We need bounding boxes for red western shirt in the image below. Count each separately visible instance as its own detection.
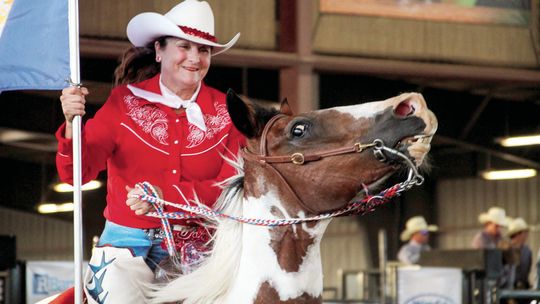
[56,74,245,228]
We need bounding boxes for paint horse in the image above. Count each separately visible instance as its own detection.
[149,90,438,304]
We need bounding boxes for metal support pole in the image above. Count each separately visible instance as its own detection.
[378,229,387,304]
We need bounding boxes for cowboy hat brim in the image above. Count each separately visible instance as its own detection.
[478,213,509,227]
[127,12,240,56]
[507,218,529,236]
[507,226,529,236]
[400,225,438,242]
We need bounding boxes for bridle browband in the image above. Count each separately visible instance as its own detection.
[240,114,391,215]
[241,114,379,166]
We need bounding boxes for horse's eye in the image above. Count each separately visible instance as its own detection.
[292,124,307,138]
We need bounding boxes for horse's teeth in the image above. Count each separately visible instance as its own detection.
[405,137,418,144]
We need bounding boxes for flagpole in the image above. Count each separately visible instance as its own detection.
[68,0,84,303]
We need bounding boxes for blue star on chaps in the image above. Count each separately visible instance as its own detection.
[87,251,116,303]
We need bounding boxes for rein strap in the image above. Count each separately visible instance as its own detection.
[244,114,377,165]
[241,142,376,165]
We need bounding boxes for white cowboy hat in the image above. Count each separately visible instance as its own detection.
[507,217,529,236]
[400,216,438,242]
[478,207,509,227]
[126,0,240,56]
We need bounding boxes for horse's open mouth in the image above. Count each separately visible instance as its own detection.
[353,133,434,199]
[392,133,434,166]
[400,134,433,145]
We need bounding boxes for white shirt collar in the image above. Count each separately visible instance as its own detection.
[159,75,201,107]
[126,78,207,131]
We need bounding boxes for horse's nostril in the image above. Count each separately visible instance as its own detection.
[394,100,415,117]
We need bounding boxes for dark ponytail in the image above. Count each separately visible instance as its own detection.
[114,37,169,86]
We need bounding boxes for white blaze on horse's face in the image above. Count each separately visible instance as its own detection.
[333,92,437,166]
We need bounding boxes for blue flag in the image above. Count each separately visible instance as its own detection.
[0,0,70,91]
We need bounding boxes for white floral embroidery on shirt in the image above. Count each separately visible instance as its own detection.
[186,103,231,148]
[124,95,169,145]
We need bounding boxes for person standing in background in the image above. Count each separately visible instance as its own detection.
[471,207,517,291]
[507,217,532,289]
[397,216,438,265]
[471,207,509,249]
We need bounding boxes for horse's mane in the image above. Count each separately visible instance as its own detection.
[148,160,245,304]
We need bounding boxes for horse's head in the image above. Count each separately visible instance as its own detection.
[227,90,437,215]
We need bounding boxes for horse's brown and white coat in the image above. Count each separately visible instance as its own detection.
[149,91,437,304]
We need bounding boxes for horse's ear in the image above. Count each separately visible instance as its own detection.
[279,98,294,116]
[227,89,279,139]
[226,89,256,138]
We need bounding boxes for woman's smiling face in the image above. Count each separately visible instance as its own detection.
[156,37,211,93]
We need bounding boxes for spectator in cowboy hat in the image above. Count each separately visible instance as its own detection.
[56,0,244,302]
[397,216,438,265]
[507,217,532,289]
[471,206,509,249]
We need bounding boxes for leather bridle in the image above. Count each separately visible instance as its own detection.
[240,114,385,215]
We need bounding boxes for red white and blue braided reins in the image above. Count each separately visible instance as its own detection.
[135,182,178,256]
